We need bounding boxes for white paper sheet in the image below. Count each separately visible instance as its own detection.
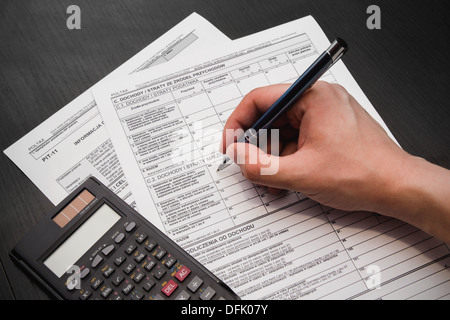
[4,13,231,209]
[93,15,450,300]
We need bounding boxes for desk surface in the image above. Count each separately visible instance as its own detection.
[1,0,449,299]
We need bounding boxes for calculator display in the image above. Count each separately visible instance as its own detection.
[44,204,120,277]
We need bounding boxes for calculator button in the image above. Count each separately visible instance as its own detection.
[130,289,145,300]
[115,232,125,244]
[90,277,103,290]
[91,254,103,268]
[187,276,203,292]
[101,265,115,278]
[134,251,146,263]
[125,243,137,255]
[144,240,157,252]
[100,285,113,299]
[162,280,178,297]
[200,286,216,300]
[144,259,156,271]
[78,289,92,300]
[114,255,126,266]
[112,274,124,286]
[164,255,177,268]
[175,290,191,300]
[80,268,90,279]
[125,221,136,232]
[135,232,147,244]
[132,271,145,283]
[121,282,134,295]
[142,279,156,291]
[175,266,191,282]
[123,263,135,275]
[101,244,115,256]
[154,247,166,260]
[152,266,166,280]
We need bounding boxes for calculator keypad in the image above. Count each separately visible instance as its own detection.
[71,220,230,300]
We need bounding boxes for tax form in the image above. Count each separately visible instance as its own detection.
[96,15,450,300]
[4,13,231,208]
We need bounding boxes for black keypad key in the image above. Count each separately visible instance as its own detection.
[123,263,135,275]
[165,255,177,268]
[90,277,103,290]
[144,259,156,272]
[114,255,126,266]
[134,251,146,263]
[154,246,166,260]
[121,282,134,295]
[112,274,124,286]
[142,279,156,292]
[135,232,147,244]
[125,243,136,255]
[102,265,115,278]
[153,266,166,280]
[144,240,157,252]
[130,289,144,300]
[100,285,113,299]
[78,289,92,300]
[132,270,145,283]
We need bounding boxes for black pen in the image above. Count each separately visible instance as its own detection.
[217,38,348,172]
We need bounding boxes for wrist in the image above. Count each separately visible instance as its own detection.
[368,150,416,217]
[377,154,425,216]
[376,153,450,242]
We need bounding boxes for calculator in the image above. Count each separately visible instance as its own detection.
[11,177,240,300]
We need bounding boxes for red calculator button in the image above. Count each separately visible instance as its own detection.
[175,266,191,282]
[162,280,178,297]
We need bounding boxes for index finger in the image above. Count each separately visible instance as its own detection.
[221,84,291,153]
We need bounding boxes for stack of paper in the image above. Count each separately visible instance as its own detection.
[5,13,450,300]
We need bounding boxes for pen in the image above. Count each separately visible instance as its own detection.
[217,38,348,172]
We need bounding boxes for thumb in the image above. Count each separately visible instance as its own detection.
[226,142,287,187]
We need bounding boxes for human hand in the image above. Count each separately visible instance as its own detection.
[220,81,411,214]
[221,81,450,243]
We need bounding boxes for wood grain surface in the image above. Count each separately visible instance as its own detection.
[0,0,449,299]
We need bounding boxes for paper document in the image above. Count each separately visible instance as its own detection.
[4,13,231,208]
[93,15,450,299]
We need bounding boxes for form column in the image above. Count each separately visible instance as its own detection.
[258,52,299,84]
[166,81,235,245]
[115,89,191,230]
[324,208,385,296]
[201,71,269,226]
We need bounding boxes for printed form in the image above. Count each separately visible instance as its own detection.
[4,13,231,208]
[93,15,450,300]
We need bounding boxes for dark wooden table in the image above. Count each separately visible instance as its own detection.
[1,0,449,300]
